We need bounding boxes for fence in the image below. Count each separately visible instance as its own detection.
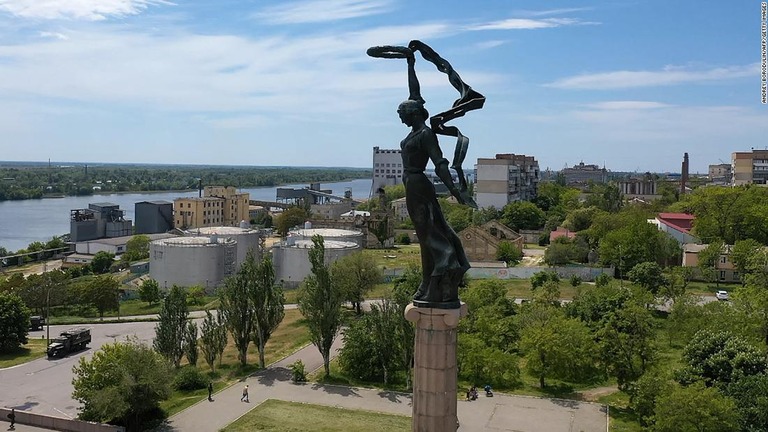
[468,265,613,282]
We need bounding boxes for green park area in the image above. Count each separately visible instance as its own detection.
[224,400,410,432]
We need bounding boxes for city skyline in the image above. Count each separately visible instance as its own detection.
[0,0,766,172]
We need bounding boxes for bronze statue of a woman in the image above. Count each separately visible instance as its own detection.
[368,41,485,309]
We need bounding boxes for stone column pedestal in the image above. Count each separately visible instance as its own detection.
[405,303,468,432]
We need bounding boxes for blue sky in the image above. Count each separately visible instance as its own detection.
[0,0,765,173]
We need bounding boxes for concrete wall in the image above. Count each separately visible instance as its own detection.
[468,265,613,281]
[0,408,124,432]
[519,230,545,244]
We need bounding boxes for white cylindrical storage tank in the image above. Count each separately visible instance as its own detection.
[288,228,365,248]
[184,226,262,269]
[273,239,359,288]
[149,236,237,290]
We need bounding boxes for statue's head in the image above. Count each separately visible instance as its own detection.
[397,99,429,126]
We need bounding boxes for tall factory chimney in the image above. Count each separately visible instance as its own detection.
[680,153,689,194]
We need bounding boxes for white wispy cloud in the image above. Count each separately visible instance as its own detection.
[0,23,474,117]
[39,31,68,40]
[255,0,393,24]
[0,0,172,20]
[585,101,672,110]
[475,40,506,50]
[548,64,760,89]
[468,17,598,31]
[522,7,593,17]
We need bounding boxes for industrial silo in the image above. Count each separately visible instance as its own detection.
[272,239,360,288]
[149,236,236,291]
[185,226,262,269]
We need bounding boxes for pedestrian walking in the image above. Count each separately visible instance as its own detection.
[241,384,249,403]
[7,408,15,430]
[208,382,213,401]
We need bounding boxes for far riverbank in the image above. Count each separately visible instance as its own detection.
[0,179,372,252]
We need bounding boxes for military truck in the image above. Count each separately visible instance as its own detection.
[29,316,45,331]
[47,328,91,358]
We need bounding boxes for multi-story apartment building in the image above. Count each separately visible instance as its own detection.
[732,149,768,185]
[174,186,250,229]
[474,154,539,209]
[371,146,403,195]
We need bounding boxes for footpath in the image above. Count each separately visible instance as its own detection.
[163,337,607,432]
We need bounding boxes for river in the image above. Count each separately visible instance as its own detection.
[0,178,372,252]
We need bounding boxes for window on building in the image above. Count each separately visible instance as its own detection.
[733,271,740,281]
[719,270,726,281]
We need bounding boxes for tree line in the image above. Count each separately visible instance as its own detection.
[0,163,370,201]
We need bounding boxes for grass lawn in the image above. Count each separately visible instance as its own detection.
[161,309,310,416]
[361,245,422,270]
[0,339,48,368]
[223,399,410,432]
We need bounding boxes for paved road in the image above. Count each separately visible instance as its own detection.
[0,319,202,420]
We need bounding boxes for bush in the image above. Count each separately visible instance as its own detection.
[290,360,307,383]
[569,275,583,287]
[173,366,208,391]
[395,233,411,245]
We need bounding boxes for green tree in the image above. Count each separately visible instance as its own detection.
[122,235,150,262]
[298,235,344,377]
[730,239,763,275]
[274,206,310,237]
[90,251,115,274]
[629,370,674,426]
[679,185,768,244]
[518,304,599,388]
[500,201,546,231]
[391,265,419,389]
[72,337,173,431]
[544,239,574,266]
[0,292,31,353]
[80,275,119,318]
[698,240,724,287]
[599,217,678,276]
[585,182,623,213]
[472,207,500,226]
[652,382,740,432]
[530,271,559,289]
[153,285,189,368]
[627,262,668,294]
[183,321,198,367]
[331,252,382,315]
[187,285,205,305]
[218,258,257,366]
[138,279,161,306]
[676,329,766,386]
[338,314,381,382]
[199,310,227,372]
[250,254,285,368]
[495,241,522,265]
[338,299,402,385]
[597,302,657,389]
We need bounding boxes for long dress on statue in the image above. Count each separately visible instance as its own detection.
[401,123,469,306]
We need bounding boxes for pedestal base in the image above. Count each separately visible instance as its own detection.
[405,304,467,432]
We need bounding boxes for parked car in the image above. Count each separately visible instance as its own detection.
[716,290,730,301]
